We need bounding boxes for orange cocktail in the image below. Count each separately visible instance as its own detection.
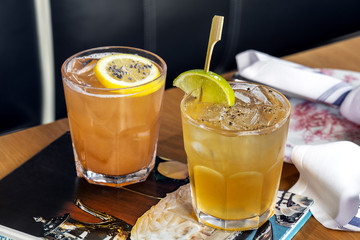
[62,47,166,187]
[181,82,290,230]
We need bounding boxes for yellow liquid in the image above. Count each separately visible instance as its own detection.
[63,56,165,180]
[181,86,290,225]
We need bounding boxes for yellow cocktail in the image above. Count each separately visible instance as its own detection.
[181,82,290,230]
[62,47,166,187]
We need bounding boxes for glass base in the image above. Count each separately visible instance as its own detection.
[195,206,274,231]
[74,154,155,188]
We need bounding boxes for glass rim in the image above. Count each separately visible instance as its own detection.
[61,46,167,92]
[180,81,291,136]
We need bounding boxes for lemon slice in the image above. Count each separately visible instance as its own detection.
[94,53,162,95]
[173,69,235,106]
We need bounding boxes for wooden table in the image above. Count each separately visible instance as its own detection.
[2,36,360,239]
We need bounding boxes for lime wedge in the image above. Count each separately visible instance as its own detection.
[173,69,235,106]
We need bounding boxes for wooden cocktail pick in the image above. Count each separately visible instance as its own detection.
[204,15,224,72]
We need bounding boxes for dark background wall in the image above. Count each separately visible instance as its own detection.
[0,0,41,134]
[1,0,360,134]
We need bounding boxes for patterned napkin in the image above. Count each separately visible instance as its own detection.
[283,69,360,162]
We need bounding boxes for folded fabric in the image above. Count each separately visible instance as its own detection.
[235,50,360,125]
[289,141,360,231]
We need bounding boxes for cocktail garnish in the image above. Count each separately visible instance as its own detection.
[173,69,235,106]
[173,16,235,106]
[94,53,161,95]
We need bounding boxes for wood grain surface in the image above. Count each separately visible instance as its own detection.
[2,36,360,239]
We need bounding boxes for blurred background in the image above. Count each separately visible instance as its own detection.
[1,0,360,135]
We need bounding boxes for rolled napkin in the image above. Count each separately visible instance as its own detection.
[340,85,360,125]
[289,141,360,231]
[235,50,360,125]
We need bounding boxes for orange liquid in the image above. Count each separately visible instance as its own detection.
[63,57,165,177]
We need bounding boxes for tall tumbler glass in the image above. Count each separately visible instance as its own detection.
[180,82,291,230]
[62,47,166,187]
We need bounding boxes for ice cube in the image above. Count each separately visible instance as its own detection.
[234,90,251,104]
[258,105,287,127]
[252,86,274,106]
[220,103,260,130]
[77,60,97,76]
[66,58,102,87]
[194,103,225,123]
[224,85,288,130]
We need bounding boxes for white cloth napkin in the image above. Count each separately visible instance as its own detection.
[235,50,360,125]
[289,141,360,231]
